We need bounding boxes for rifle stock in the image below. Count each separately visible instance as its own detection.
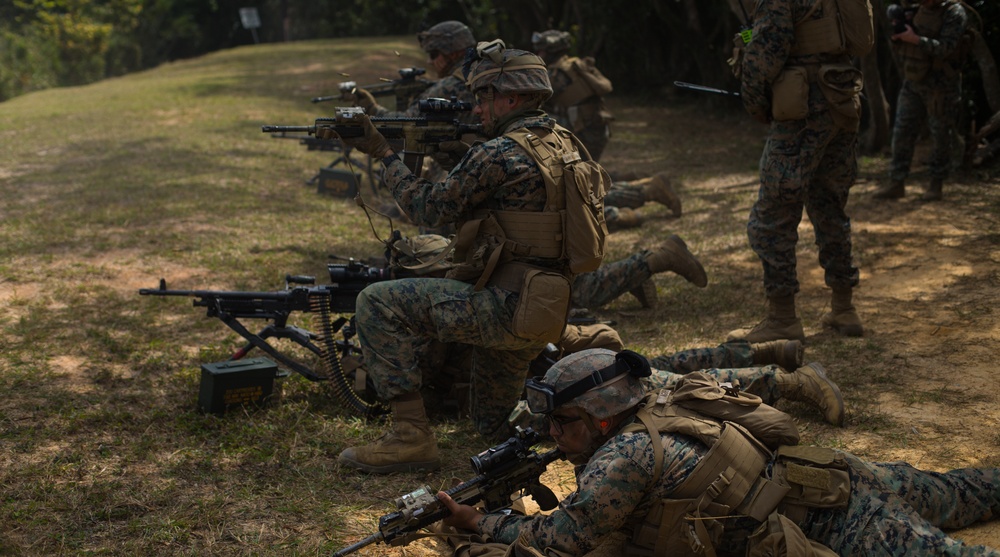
[333,427,563,557]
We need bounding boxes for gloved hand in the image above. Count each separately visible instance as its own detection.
[430,140,472,171]
[353,88,380,115]
[331,113,392,159]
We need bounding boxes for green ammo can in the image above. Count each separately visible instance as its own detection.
[198,357,281,414]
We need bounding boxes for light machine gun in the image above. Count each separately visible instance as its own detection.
[139,259,391,416]
[311,67,433,110]
[262,98,482,175]
[334,427,563,557]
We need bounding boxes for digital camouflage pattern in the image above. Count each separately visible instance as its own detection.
[416,21,475,55]
[889,2,968,183]
[740,0,860,299]
[489,411,1000,555]
[508,342,784,435]
[356,113,561,441]
[538,349,646,420]
[570,250,651,309]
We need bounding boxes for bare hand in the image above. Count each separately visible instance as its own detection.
[438,491,484,532]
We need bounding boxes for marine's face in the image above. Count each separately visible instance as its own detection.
[548,408,594,455]
[472,88,518,134]
[427,49,451,78]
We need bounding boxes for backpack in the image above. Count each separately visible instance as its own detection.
[504,126,610,275]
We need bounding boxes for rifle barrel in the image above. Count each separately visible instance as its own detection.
[262,125,314,134]
[331,531,384,557]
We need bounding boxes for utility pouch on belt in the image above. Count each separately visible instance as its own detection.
[511,269,571,343]
[771,67,809,121]
[747,512,839,557]
[817,63,864,131]
[774,445,851,513]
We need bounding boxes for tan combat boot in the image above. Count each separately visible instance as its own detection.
[872,179,905,200]
[606,207,644,232]
[645,235,707,287]
[727,295,805,343]
[776,363,845,426]
[641,172,682,217]
[338,396,441,474]
[820,287,863,337]
[628,279,658,308]
[751,339,804,371]
[919,178,943,202]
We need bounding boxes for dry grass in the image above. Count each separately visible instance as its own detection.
[2,36,1000,556]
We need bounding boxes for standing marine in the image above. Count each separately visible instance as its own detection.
[873,0,969,201]
[728,0,872,343]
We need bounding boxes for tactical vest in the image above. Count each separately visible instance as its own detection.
[770,0,868,127]
[790,0,874,58]
[895,0,966,82]
[445,124,608,342]
[620,373,849,557]
[549,55,613,109]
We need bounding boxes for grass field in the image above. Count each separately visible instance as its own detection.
[2,36,1000,555]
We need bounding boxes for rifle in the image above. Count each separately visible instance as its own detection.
[674,81,741,98]
[262,98,482,174]
[312,67,433,111]
[139,259,392,415]
[334,427,563,557]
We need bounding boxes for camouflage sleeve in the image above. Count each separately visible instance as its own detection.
[382,137,537,229]
[478,433,704,554]
[919,4,968,59]
[740,0,796,122]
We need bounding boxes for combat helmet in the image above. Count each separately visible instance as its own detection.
[525,348,650,420]
[463,39,553,101]
[417,21,476,55]
[532,30,572,54]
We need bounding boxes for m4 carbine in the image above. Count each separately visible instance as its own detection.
[311,67,433,110]
[139,259,391,415]
[262,98,482,174]
[334,427,563,557]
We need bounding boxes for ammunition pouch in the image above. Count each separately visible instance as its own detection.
[773,445,851,519]
[747,512,840,557]
[817,63,864,130]
[489,263,570,343]
[771,66,810,121]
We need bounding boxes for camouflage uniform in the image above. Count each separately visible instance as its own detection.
[570,250,652,309]
[888,1,968,187]
[741,0,861,300]
[508,342,785,433]
[358,113,564,441]
[476,431,1000,555]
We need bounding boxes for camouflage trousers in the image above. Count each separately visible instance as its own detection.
[355,278,545,442]
[603,183,647,232]
[645,340,784,404]
[890,77,963,182]
[802,454,1000,556]
[748,93,860,298]
[509,342,784,431]
[571,252,651,308]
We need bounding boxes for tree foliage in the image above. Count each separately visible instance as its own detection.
[2,0,999,148]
